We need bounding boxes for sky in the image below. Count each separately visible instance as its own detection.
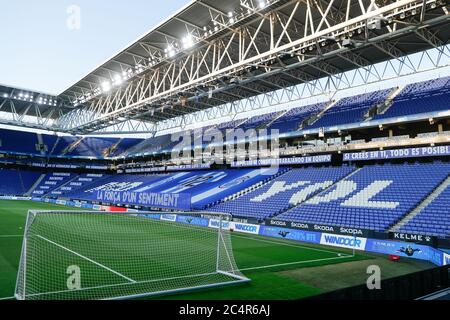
[0,0,189,95]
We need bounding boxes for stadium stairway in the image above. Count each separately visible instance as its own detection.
[48,174,82,197]
[61,138,84,156]
[125,134,174,156]
[275,163,450,232]
[306,100,338,127]
[31,173,75,197]
[272,167,363,218]
[376,86,404,116]
[209,166,356,220]
[47,136,61,156]
[17,170,26,194]
[225,118,250,131]
[0,169,41,196]
[103,139,122,157]
[389,175,450,233]
[264,110,289,129]
[204,167,292,209]
[54,173,111,198]
[25,173,47,196]
[363,87,399,121]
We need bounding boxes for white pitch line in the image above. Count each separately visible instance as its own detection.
[231,233,350,256]
[419,288,450,300]
[22,271,227,299]
[147,217,349,256]
[0,296,15,300]
[240,255,352,272]
[36,235,136,283]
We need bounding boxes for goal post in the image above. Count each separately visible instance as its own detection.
[15,210,249,300]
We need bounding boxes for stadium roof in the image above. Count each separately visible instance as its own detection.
[59,0,242,99]
[1,0,450,133]
[61,0,450,100]
[0,84,74,125]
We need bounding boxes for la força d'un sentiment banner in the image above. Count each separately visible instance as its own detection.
[95,190,191,210]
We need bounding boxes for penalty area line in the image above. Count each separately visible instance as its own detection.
[240,255,353,272]
[35,235,136,283]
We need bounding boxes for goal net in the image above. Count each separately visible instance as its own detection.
[15,210,248,300]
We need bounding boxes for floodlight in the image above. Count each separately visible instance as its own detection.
[101,81,111,92]
[182,35,194,49]
[167,46,176,58]
[114,74,123,85]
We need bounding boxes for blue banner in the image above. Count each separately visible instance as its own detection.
[365,239,443,265]
[125,163,211,173]
[343,146,450,162]
[137,213,161,221]
[95,190,192,210]
[231,155,332,168]
[176,215,210,227]
[259,225,321,244]
[320,233,367,251]
[167,163,212,171]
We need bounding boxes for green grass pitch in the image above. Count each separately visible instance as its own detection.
[0,200,368,300]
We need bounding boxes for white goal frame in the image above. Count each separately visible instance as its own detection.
[15,210,249,300]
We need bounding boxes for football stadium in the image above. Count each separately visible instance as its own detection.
[1,0,450,305]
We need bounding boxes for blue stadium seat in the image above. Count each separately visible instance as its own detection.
[277,162,450,232]
[209,166,355,220]
[32,172,76,196]
[373,76,450,120]
[0,129,39,154]
[399,183,450,238]
[307,89,391,129]
[0,169,41,195]
[266,103,326,134]
[63,169,276,209]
